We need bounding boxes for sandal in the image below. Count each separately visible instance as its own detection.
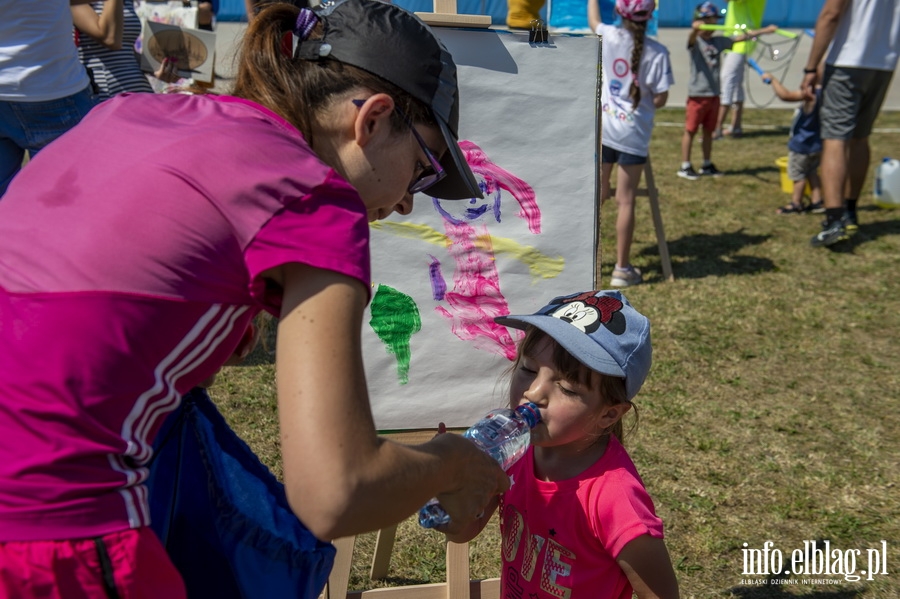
[806,200,825,213]
[777,202,805,215]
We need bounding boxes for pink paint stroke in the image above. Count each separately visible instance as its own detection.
[459,140,541,234]
[435,221,522,361]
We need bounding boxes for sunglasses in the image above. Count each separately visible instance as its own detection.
[352,99,446,194]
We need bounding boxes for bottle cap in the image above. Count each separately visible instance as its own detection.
[514,402,542,428]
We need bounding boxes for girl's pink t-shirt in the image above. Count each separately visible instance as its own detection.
[0,93,370,541]
[500,436,664,599]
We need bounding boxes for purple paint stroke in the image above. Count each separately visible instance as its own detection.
[428,254,446,301]
[435,220,522,361]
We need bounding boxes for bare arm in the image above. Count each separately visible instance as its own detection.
[652,90,668,109]
[803,0,850,98]
[763,73,803,102]
[271,262,510,540]
[587,0,601,35]
[71,0,124,50]
[735,23,778,43]
[687,20,702,49]
[444,495,500,544]
[618,535,680,599]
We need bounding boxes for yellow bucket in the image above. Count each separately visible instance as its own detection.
[775,156,812,195]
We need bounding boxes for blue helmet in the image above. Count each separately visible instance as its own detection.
[694,1,721,19]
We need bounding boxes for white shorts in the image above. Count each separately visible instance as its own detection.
[720,51,746,105]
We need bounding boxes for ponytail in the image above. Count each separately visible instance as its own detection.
[622,18,647,109]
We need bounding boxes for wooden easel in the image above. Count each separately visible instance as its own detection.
[317,431,497,599]
[597,155,674,285]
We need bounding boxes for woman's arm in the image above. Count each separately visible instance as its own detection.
[444,495,500,544]
[270,262,510,541]
[618,534,680,599]
[71,0,124,50]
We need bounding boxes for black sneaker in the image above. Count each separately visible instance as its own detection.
[677,166,700,180]
[841,211,859,233]
[699,163,724,177]
[810,219,849,247]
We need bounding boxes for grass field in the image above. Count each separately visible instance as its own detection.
[210,107,900,598]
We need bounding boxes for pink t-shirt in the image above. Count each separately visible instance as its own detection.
[499,436,664,599]
[0,93,370,541]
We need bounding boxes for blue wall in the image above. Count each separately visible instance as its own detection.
[217,0,825,29]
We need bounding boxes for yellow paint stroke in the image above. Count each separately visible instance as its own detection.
[371,221,451,248]
[481,235,564,282]
[371,221,564,282]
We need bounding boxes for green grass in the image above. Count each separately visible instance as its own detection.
[211,107,900,598]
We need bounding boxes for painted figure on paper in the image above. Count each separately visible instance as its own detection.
[370,140,563,380]
[430,140,542,361]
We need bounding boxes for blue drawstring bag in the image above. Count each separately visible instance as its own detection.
[147,388,336,599]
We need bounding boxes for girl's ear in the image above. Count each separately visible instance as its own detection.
[597,401,632,429]
[353,93,395,148]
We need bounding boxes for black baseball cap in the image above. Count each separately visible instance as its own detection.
[296,0,482,200]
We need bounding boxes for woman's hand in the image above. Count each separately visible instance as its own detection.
[425,432,509,537]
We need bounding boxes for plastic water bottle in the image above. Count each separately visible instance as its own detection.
[417,402,542,529]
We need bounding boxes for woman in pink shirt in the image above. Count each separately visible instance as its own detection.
[0,1,508,596]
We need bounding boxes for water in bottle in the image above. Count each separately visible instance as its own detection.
[418,402,542,529]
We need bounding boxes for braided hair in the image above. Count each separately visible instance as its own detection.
[622,17,648,109]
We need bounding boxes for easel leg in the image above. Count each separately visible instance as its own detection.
[322,536,357,599]
[644,156,674,282]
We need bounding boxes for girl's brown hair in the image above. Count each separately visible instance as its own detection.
[230,3,435,146]
[512,327,637,443]
[622,17,648,109]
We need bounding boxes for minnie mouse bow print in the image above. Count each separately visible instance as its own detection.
[547,290,627,335]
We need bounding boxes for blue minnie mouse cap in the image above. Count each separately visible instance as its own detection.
[495,290,652,401]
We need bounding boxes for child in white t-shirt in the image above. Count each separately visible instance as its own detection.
[589,0,673,288]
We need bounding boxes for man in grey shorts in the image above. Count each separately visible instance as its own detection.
[803,0,900,247]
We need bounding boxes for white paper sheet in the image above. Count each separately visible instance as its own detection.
[363,29,600,430]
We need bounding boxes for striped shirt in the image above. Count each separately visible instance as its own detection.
[75,0,153,100]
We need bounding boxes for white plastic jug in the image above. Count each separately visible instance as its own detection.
[874,157,900,209]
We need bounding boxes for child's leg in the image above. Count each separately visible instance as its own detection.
[680,129,695,164]
[807,168,822,205]
[780,151,809,213]
[701,97,719,163]
[600,159,614,206]
[681,98,702,165]
[731,100,744,134]
[614,162,643,269]
[701,127,713,162]
[715,103,729,137]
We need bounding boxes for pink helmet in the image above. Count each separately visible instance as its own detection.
[615,0,657,22]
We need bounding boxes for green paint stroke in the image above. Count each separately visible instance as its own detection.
[369,285,422,384]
